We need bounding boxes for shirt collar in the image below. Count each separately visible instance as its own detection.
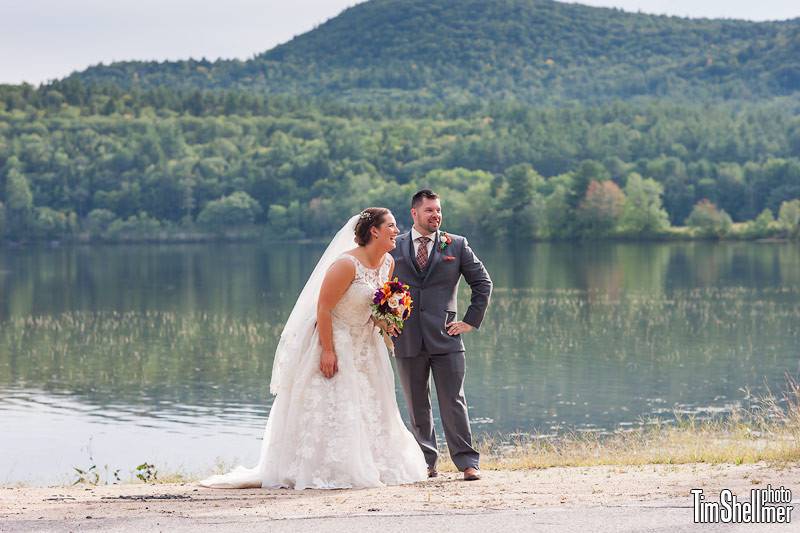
[411,226,436,242]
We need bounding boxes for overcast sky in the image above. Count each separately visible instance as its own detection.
[2,0,799,85]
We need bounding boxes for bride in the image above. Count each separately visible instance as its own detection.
[199,208,428,489]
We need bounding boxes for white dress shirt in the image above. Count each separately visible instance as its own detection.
[411,227,436,259]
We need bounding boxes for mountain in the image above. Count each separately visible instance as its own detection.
[68,0,800,102]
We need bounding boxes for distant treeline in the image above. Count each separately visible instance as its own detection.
[1,83,800,242]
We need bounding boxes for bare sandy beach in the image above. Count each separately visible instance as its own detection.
[2,462,798,532]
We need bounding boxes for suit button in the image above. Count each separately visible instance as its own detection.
[420,307,425,311]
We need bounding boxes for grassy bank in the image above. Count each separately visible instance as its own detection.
[443,378,800,472]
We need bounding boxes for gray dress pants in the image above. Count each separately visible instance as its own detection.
[394,351,479,471]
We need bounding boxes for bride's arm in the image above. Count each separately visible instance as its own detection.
[316,259,355,378]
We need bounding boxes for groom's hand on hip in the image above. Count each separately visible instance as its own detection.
[446,321,474,336]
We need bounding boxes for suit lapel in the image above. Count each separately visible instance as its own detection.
[422,231,443,285]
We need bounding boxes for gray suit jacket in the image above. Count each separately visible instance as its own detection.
[389,231,492,357]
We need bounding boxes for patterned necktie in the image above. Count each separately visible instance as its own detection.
[416,236,431,270]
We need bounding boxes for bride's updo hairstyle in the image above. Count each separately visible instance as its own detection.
[354,207,390,246]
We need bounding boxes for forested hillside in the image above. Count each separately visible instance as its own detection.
[70,0,800,102]
[2,83,800,241]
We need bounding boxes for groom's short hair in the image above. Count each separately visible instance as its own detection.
[412,189,439,208]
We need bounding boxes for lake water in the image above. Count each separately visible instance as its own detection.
[1,241,798,484]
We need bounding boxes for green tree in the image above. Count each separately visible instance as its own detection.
[197,191,263,231]
[267,200,304,239]
[422,168,494,193]
[85,208,117,237]
[446,180,495,237]
[493,164,546,240]
[5,166,34,239]
[569,160,610,210]
[104,212,162,241]
[179,178,196,225]
[619,173,670,236]
[543,185,573,239]
[743,208,776,239]
[778,199,800,239]
[32,207,77,239]
[650,157,693,224]
[685,200,733,238]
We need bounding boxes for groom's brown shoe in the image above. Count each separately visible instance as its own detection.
[463,467,481,481]
[427,466,438,478]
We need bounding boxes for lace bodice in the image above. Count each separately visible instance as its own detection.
[332,253,392,326]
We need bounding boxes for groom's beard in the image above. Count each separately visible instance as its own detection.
[421,219,440,233]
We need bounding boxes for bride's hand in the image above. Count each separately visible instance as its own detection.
[320,350,338,378]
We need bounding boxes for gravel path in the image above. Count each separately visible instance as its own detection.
[2,463,798,532]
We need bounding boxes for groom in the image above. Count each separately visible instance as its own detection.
[390,189,492,481]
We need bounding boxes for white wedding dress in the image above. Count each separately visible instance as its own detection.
[199,252,428,489]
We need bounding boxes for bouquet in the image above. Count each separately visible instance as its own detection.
[371,278,413,351]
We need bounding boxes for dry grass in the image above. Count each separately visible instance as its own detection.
[437,377,800,472]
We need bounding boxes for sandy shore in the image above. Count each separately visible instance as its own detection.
[2,463,799,531]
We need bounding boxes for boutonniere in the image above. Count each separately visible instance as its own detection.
[438,231,452,252]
